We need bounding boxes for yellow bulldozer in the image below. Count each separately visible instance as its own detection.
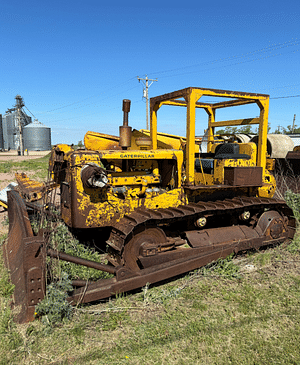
[3,87,295,323]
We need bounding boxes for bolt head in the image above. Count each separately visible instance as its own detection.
[196,217,207,227]
[241,211,251,221]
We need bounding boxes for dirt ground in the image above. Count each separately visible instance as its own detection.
[0,150,50,161]
[0,151,50,235]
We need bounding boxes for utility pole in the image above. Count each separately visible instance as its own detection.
[15,95,24,156]
[137,75,158,130]
[292,114,296,133]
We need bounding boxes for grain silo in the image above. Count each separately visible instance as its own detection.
[2,96,32,151]
[23,119,51,151]
[2,112,17,150]
[0,114,3,150]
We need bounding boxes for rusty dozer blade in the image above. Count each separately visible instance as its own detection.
[15,173,46,202]
[2,190,295,323]
[2,190,46,323]
[15,172,57,202]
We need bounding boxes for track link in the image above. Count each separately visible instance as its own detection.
[106,197,294,266]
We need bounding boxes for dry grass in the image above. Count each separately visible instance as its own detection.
[0,242,300,364]
[0,156,300,364]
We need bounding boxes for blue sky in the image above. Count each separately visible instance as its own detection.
[0,0,299,144]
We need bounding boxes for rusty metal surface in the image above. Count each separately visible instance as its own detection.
[68,234,283,306]
[150,87,270,110]
[119,99,132,148]
[47,249,116,274]
[107,196,292,254]
[69,200,293,305]
[3,191,295,323]
[4,90,296,323]
[286,151,300,160]
[224,167,263,186]
[80,163,108,188]
[15,172,46,202]
[2,190,46,323]
[186,225,260,248]
[122,227,168,271]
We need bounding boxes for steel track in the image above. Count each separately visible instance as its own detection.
[106,196,294,255]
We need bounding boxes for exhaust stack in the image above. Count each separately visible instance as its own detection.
[119,99,132,149]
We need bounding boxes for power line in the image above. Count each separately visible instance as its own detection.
[152,48,299,81]
[39,76,137,114]
[148,38,299,78]
[271,95,300,100]
[23,105,36,119]
[20,39,299,121]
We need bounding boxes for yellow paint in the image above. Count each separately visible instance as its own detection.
[140,129,184,149]
[109,174,161,187]
[294,145,300,152]
[54,144,73,154]
[91,189,183,227]
[0,201,8,210]
[139,129,201,151]
[84,131,120,150]
[266,158,275,171]
[194,172,214,185]
[150,87,272,187]
[53,87,276,229]
[257,171,276,198]
[62,150,185,228]
[15,173,45,202]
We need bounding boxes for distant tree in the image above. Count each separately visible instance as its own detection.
[216,126,238,135]
[273,125,300,134]
[216,126,254,135]
[283,125,300,134]
[238,125,253,134]
[77,140,83,148]
[216,123,272,135]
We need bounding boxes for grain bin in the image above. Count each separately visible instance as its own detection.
[23,119,51,151]
[0,114,3,150]
[2,113,17,150]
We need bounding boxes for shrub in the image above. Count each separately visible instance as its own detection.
[285,190,300,222]
[35,272,73,326]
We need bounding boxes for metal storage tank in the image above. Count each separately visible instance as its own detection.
[23,119,51,151]
[0,114,3,150]
[2,111,32,150]
[2,113,17,150]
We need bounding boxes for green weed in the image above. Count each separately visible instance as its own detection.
[142,282,183,305]
[0,234,7,246]
[285,190,300,222]
[288,232,300,253]
[200,253,241,279]
[253,251,272,267]
[0,245,300,364]
[0,162,13,173]
[35,272,73,326]
[285,191,300,253]
[0,247,14,298]
[0,254,23,363]
[48,223,112,281]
